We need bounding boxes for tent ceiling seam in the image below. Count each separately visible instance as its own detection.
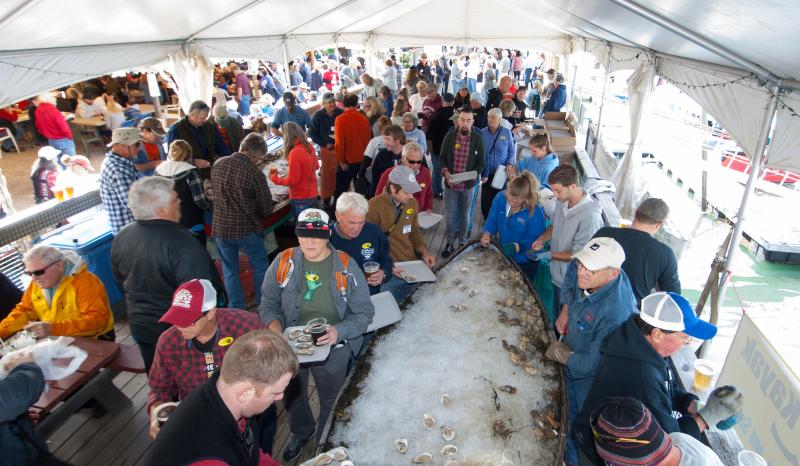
[0,0,39,30]
[185,0,266,42]
[534,0,642,48]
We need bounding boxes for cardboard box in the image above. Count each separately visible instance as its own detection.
[543,111,576,152]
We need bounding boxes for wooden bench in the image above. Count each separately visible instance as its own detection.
[671,346,744,466]
[29,338,136,436]
[108,343,146,373]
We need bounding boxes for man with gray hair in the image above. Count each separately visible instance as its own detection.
[100,127,141,233]
[329,192,394,297]
[211,133,273,311]
[111,176,223,373]
[374,141,433,213]
[0,244,114,341]
[166,100,231,170]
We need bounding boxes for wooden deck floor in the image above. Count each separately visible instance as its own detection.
[47,193,485,465]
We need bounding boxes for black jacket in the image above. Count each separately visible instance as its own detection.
[111,219,223,344]
[0,364,47,466]
[573,316,701,463]
[486,87,504,111]
[428,106,455,157]
[439,128,485,190]
[144,370,263,466]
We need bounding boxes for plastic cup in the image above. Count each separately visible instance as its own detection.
[53,188,65,202]
[154,402,179,427]
[693,359,717,391]
[65,186,74,199]
[738,450,767,466]
[306,317,328,345]
[363,261,380,279]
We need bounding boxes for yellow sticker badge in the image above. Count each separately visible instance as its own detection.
[361,242,372,249]
[419,183,426,188]
[218,336,234,347]
[454,143,461,149]
[406,208,414,215]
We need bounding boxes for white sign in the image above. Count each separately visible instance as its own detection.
[718,313,800,466]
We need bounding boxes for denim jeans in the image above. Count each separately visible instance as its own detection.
[291,197,319,221]
[431,156,443,195]
[215,232,269,309]
[238,95,251,115]
[524,68,534,87]
[451,78,464,94]
[381,275,415,303]
[48,138,76,156]
[467,78,477,94]
[466,180,481,235]
[444,186,470,244]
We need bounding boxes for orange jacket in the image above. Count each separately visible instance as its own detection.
[269,144,319,200]
[0,259,114,339]
[334,108,372,165]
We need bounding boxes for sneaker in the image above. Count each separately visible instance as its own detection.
[441,242,455,259]
[282,434,312,462]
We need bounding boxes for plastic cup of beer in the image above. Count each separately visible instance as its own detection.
[65,185,74,199]
[738,450,768,466]
[53,188,65,202]
[306,317,328,345]
[363,261,380,279]
[693,359,717,391]
[154,402,179,427]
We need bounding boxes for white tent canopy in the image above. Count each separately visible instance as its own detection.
[1,0,799,172]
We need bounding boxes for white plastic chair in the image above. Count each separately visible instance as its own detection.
[0,127,20,159]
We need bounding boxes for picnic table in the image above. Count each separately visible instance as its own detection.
[29,338,143,437]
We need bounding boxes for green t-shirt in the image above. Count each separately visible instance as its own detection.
[297,254,341,327]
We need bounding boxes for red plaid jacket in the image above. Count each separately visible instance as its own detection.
[148,308,265,413]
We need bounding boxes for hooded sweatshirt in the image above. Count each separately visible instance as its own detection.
[549,189,604,288]
[573,315,702,463]
[155,160,209,229]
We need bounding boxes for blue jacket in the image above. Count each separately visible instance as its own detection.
[0,364,47,465]
[543,84,567,113]
[482,191,546,264]
[516,152,559,186]
[561,261,636,383]
[479,126,515,178]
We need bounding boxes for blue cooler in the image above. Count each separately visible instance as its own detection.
[41,215,125,308]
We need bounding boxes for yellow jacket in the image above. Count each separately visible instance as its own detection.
[0,257,114,339]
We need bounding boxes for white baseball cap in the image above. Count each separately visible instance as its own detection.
[640,292,717,340]
[572,237,625,271]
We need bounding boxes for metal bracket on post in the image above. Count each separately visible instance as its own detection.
[591,42,613,158]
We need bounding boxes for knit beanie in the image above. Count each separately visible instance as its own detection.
[591,397,673,466]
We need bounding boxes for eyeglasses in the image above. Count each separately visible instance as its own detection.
[24,261,59,277]
[406,159,423,165]
[577,261,611,276]
[661,330,692,344]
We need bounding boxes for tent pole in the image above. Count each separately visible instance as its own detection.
[701,110,711,211]
[608,0,780,85]
[591,43,612,158]
[282,38,291,88]
[715,84,781,309]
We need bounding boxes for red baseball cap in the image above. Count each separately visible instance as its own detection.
[159,279,218,327]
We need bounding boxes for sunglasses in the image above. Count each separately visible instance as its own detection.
[24,261,59,277]
[406,159,423,165]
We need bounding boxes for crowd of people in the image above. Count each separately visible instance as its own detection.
[0,46,743,466]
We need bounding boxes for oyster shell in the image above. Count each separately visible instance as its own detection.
[295,347,315,355]
[498,385,517,394]
[445,459,459,466]
[458,283,468,291]
[468,289,476,297]
[333,448,348,461]
[295,341,313,350]
[287,328,304,340]
[412,452,433,463]
[312,453,334,466]
[395,438,408,454]
[296,334,312,343]
[441,392,453,406]
[340,462,355,466]
[441,424,455,441]
[440,444,458,456]
[459,266,469,273]
[423,412,436,429]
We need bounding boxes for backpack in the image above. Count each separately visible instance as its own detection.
[274,247,352,300]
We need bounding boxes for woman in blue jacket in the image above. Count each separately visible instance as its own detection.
[480,171,546,281]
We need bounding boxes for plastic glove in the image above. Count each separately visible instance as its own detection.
[501,243,519,258]
[698,385,743,429]
[532,250,551,261]
[545,340,572,365]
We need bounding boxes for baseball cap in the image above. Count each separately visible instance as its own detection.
[572,237,625,271]
[159,279,218,327]
[640,291,717,340]
[442,92,455,103]
[282,91,296,105]
[636,198,669,223]
[107,127,141,147]
[388,165,421,194]
[295,208,331,239]
[321,92,335,103]
[591,397,673,466]
[138,117,166,136]
[38,146,61,161]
